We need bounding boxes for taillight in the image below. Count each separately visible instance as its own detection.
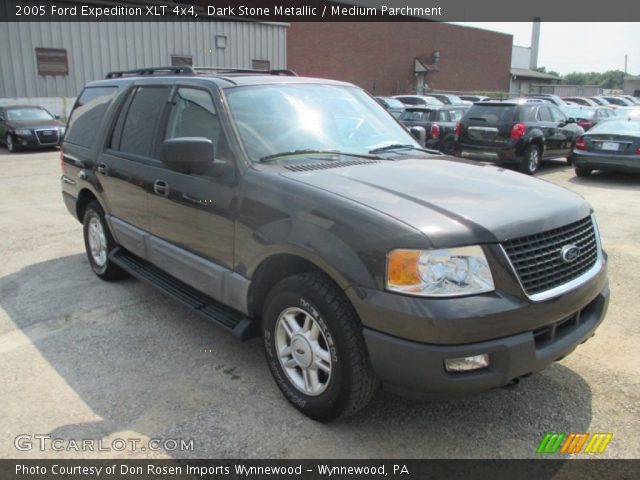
[510,123,527,140]
[635,147,640,155]
[575,137,587,151]
[454,122,461,138]
[431,123,440,139]
[577,120,594,130]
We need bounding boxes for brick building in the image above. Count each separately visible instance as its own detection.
[287,22,512,96]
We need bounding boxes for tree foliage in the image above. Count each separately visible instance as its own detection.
[560,70,626,89]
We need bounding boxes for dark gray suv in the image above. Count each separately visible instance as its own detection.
[61,67,609,421]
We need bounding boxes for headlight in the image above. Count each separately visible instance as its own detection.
[386,246,494,297]
[59,127,66,136]
[14,129,32,136]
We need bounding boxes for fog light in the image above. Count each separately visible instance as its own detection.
[445,354,489,372]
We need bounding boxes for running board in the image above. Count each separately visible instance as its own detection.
[109,248,257,340]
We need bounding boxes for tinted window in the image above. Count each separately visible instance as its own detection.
[66,86,118,148]
[465,105,515,123]
[518,106,538,122]
[164,88,232,161]
[114,87,168,157]
[436,110,449,122]
[549,107,566,123]
[537,106,552,122]
[397,97,420,105]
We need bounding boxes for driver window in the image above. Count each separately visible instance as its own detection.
[165,88,233,162]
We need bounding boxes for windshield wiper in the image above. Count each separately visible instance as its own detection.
[368,144,441,155]
[259,149,380,163]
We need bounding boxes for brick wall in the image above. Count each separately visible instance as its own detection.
[287,22,512,95]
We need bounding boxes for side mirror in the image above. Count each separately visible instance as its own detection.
[409,126,426,147]
[566,117,576,124]
[54,114,61,120]
[161,137,214,174]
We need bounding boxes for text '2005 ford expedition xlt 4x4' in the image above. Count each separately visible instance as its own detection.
[61,67,609,421]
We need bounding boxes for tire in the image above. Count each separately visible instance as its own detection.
[574,166,592,177]
[82,201,127,281]
[262,272,378,421]
[520,144,541,175]
[440,138,456,156]
[6,134,15,153]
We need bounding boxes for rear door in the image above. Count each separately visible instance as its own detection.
[98,85,171,237]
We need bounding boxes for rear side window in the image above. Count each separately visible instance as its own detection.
[110,86,169,158]
[65,86,117,148]
[537,107,552,122]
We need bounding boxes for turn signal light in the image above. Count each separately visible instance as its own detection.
[387,250,421,287]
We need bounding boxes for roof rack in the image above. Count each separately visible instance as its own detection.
[193,67,298,76]
[105,66,196,79]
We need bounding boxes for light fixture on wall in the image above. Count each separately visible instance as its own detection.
[433,51,441,64]
[215,35,227,49]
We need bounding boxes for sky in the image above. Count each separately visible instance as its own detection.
[453,22,639,75]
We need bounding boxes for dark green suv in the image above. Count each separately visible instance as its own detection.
[455,99,585,174]
[61,67,609,421]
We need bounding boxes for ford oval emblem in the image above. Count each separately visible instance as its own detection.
[560,245,580,263]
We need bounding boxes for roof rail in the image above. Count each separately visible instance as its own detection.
[193,67,298,77]
[105,66,196,79]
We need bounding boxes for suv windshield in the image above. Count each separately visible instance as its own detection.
[226,84,419,162]
[7,107,54,122]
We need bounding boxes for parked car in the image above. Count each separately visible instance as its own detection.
[570,119,640,176]
[61,67,609,420]
[455,99,584,174]
[374,96,406,118]
[562,97,599,107]
[620,95,640,106]
[459,95,490,103]
[398,105,470,154]
[613,107,640,120]
[523,93,567,107]
[601,96,634,107]
[422,93,470,106]
[393,95,444,106]
[0,105,65,152]
[590,96,612,106]
[561,106,616,131]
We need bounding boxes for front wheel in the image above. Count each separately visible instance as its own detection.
[6,134,15,153]
[520,144,541,175]
[262,273,377,421]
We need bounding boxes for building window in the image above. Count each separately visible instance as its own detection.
[252,60,270,71]
[35,48,68,76]
[215,35,227,49]
[171,55,193,67]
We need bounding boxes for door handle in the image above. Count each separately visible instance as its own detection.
[96,163,109,176]
[153,179,170,197]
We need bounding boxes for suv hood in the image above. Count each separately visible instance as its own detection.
[280,158,591,247]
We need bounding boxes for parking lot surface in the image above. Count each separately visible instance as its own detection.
[0,148,638,459]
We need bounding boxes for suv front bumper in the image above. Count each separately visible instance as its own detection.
[363,286,608,398]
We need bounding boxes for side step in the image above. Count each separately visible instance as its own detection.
[109,248,257,340]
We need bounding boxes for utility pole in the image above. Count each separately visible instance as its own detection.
[624,55,628,74]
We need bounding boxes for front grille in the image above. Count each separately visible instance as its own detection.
[502,216,598,296]
[35,129,59,145]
